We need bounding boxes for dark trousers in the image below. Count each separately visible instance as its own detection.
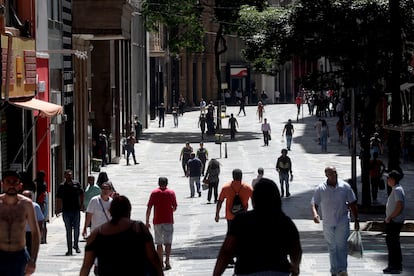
[263,131,269,146]
[385,221,403,270]
[63,210,81,252]
[207,181,218,202]
[126,148,137,165]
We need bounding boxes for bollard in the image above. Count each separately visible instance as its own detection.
[225,143,228,158]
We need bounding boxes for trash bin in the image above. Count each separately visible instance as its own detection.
[92,158,102,172]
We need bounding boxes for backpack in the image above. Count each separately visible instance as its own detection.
[231,185,244,215]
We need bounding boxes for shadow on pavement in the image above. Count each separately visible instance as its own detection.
[141,131,261,144]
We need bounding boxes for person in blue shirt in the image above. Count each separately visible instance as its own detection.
[311,166,359,276]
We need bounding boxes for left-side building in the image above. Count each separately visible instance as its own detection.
[0,0,63,201]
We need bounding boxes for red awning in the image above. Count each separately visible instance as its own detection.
[9,98,63,118]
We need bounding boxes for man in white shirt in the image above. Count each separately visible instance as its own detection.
[261,118,271,146]
[82,181,113,237]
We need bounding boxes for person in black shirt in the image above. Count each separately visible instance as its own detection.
[56,169,84,256]
[213,178,302,276]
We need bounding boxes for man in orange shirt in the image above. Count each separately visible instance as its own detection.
[215,169,253,232]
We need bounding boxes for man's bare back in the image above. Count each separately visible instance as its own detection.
[0,193,33,251]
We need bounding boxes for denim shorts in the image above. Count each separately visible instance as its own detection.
[0,248,30,276]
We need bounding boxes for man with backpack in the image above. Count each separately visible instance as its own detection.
[215,169,253,232]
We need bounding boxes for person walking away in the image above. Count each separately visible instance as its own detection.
[199,114,207,140]
[369,152,385,204]
[158,103,166,127]
[22,190,44,262]
[215,169,253,232]
[344,120,352,151]
[228,113,239,140]
[196,142,209,176]
[311,166,359,276]
[295,94,302,121]
[125,131,138,165]
[172,106,178,127]
[199,98,207,115]
[276,149,293,197]
[213,178,302,276]
[80,195,164,276]
[146,177,177,271]
[383,170,405,274]
[251,167,264,188]
[261,118,271,146]
[237,99,246,116]
[320,119,329,152]
[336,117,344,144]
[179,142,193,176]
[186,152,203,197]
[282,119,294,150]
[256,101,264,122]
[314,118,322,144]
[370,132,383,157]
[56,169,84,256]
[204,159,221,203]
[0,171,40,276]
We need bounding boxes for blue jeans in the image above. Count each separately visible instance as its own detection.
[189,176,201,197]
[321,134,328,152]
[285,135,292,150]
[323,223,350,274]
[278,171,290,196]
[63,210,81,252]
[0,249,29,276]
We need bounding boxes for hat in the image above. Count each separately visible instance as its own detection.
[386,170,403,182]
[2,170,20,180]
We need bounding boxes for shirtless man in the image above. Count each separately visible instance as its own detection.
[0,170,40,275]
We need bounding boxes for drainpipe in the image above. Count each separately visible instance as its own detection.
[4,31,13,101]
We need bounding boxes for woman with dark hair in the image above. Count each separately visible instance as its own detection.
[80,195,164,276]
[213,178,302,276]
[96,172,109,188]
[204,158,221,203]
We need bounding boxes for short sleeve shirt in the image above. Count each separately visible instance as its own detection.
[219,181,253,220]
[26,202,45,232]
[56,181,84,211]
[87,195,113,230]
[386,184,405,223]
[311,179,356,226]
[147,187,177,224]
[284,123,293,136]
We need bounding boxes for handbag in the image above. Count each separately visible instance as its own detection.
[268,134,272,140]
[202,178,209,190]
[347,230,363,258]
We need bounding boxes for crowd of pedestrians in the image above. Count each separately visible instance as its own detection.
[0,96,409,276]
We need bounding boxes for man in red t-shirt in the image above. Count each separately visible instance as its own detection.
[146,177,177,270]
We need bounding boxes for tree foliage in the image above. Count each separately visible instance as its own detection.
[142,0,205,54]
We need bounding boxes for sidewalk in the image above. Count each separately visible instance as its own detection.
[34,104,414,275]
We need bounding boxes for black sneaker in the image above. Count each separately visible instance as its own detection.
[383,267,402,274]
[65,251,73,256]
[73,247,81,254]
[198,192,201,197]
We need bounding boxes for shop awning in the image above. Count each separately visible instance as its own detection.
[9,98,63,118]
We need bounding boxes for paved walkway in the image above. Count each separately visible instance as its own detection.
[34,104,414,275]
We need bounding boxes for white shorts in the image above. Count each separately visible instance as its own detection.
[154,223,174,245]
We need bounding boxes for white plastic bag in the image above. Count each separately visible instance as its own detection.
[347,230,363,258]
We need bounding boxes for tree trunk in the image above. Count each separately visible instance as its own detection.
[388,0,402,172]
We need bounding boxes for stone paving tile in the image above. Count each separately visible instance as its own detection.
[33,104,414,275]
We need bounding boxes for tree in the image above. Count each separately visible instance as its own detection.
[142,0,205,54]
[238,0,414,207]
[211,0,267,98]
